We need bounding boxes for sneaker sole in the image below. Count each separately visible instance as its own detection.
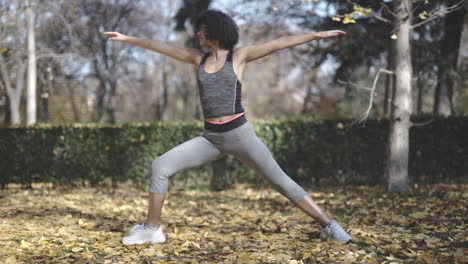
[122,238,166,245]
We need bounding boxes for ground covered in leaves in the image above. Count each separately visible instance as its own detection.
[0,183,466,264]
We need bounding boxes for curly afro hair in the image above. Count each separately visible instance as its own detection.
[193,9,239,50]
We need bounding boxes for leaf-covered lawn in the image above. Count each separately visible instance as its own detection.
[0,183,466,264]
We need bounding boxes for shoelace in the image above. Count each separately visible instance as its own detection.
[321,222,339,240]
[328,224,338,239]
[143,222,159,230]
[130,223,144,233]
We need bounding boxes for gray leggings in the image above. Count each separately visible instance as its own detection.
[148,121,307,204]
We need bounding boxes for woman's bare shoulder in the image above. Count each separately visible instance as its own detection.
[233,46,253,64]
[191,49,208,66]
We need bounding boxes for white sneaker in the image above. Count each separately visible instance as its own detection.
[321,220,352,244]
[128,223,144,235]
[122,222,166,245]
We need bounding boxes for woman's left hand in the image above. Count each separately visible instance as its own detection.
[314,30,346,40]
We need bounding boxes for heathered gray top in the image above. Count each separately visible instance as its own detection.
[197,49,244,119]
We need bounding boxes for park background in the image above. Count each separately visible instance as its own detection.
[0,0,467,263]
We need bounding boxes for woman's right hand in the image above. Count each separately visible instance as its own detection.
[313,30,346,40]
[102,32,128,42]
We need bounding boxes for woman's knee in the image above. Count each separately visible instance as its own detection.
[149,158,171,194]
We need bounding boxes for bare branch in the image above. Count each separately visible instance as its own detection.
[36,52,77,60]
[341,69,394,127]
[33,3,78,51]
[343,0,392,24]
[413,70,424,82]
[337,79,372,91]
[401,0,412,17]
[381,2,397,18]
[411,119,434,127]
[411,0,465,29]
[370,11,393,24]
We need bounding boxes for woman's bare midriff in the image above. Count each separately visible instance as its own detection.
[205,112,244,123]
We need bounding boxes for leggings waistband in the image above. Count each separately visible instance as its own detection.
[204,114,247,132]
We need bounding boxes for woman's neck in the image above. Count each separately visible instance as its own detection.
[210,45,229,60]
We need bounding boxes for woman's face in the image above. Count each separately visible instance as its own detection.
[197,25,216,47]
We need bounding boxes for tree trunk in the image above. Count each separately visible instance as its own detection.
[386,0,413,193]
[45,75,51,122]
[9,93,21,125]
[26,0,37,125]
[416,72,424,113]
[210,156,231,191]
[1,55,26,125]
[66,83,80,122]
[155,68,168,121]
[384,40,394,116]
[158,70,168,120]
[97,81,106,123]
[41,94,50,122]
[433,1,465,116]
[0,78,9,124]
[106,81,117,124]
[302,85,313,115]
[3,86,11,125]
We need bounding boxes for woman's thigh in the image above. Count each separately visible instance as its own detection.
[224,123,284,184]
[225,123,307,203]
[152,135,222,175]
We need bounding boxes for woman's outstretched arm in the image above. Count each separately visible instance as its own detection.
[239,30,346,63]
[102,32,203,65]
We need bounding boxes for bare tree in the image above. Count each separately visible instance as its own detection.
[53,0,148,124]
[433,0,466,115]
[0,1,27,125]
[386,0,464,192]
[335,0,464,192]
[0,0,78,125]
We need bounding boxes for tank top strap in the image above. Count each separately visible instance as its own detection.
[200,52,210,66]
[227,49,233,62]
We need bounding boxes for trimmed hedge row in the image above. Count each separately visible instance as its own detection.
[0,115,466,189]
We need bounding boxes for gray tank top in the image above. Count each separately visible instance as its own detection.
[197,49,245,119]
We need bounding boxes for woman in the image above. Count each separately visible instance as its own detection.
[103,9,352,245]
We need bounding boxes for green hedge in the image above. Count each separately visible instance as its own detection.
[0,115,466,189]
